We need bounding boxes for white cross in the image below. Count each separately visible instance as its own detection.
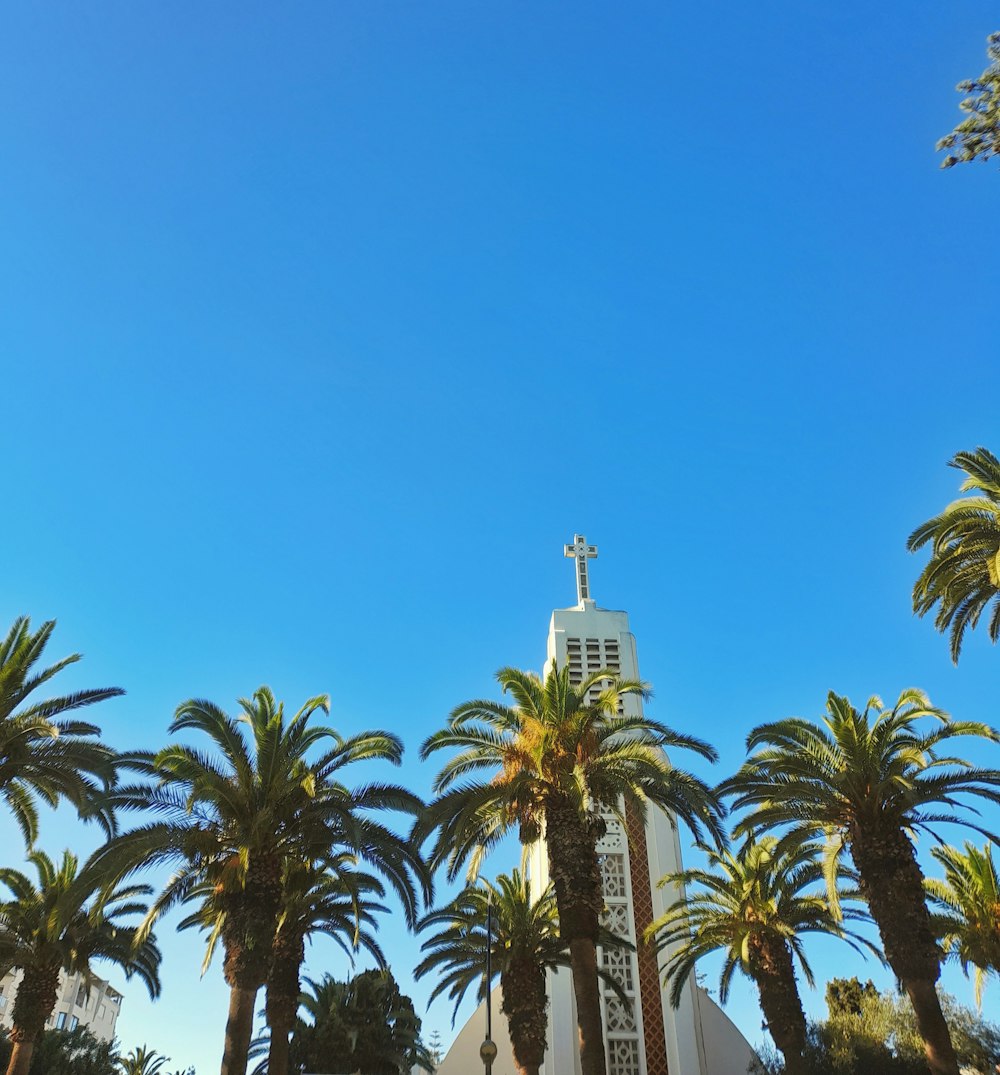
[564,534,598,604]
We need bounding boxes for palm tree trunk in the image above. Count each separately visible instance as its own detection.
[267,1017,293,1075]
[545,797,606,1075]
[266,929,304,1075]
[221,984,258,1075]
[902,978,960,1075]
[501,959,549,1075]
[749,939,808,1075]
[568,937,606,1075]
[5,961,61,1075]
[850,825,959,1075]
[5,1041,35,1075]
[220,854,285,1075]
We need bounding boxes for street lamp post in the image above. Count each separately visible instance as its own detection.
[480,894,497,1075]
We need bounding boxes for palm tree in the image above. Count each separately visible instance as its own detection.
[94,687,426,1075]
[926,841,1000,1007]
[266,857,388,1075]
[416,870,627,1075]
[908,446,1000,662]
[645,836,875,1075]
[725,688,1000,1075]
[117,1046,169,1075]
[419,664,723,1075]
[189,854,390,1075]
[0,616,121,844]
[0,849,161,1075]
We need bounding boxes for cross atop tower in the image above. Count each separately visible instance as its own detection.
[564,533,598,605]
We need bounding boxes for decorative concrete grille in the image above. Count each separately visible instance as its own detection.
[606,996,638,1034]
[600,853,628,900]
[609,1037,641,1075]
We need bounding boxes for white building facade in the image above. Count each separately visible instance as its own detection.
[0,968,122,1042]
[438,537,758,1075]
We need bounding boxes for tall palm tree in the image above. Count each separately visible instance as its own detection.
[419,664,723,1075]
[725,688,1000,1075]
[908,446,1000,662]
[189,855,390,1075]
[645,836,875,1075]
[117,1046,169,1075]
[416,870,628,1075]
[926,841,1000,1007]
[93,687,427,1075]
[0,849,161,1075]
[0,616,121,844]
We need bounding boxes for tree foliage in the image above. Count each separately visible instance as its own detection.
[908,447,1000,661]
[754,979,1000,1075]
[117,1046,169,1075]
[288,970,432,1075]
[726,688,1000,1075]
[926,841,1000,1007]
[0,1027,118,1075]
[938,34,1000,168]
[417,870,627,1075]
[94,687,425,1075]
[419,663,722,1075]
[0,616,121,845]
[646,837,873,1075]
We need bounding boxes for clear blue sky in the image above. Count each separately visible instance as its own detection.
[3,2,1000,1070]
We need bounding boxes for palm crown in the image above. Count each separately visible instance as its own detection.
[926,841,1000,1006]
[0,849,161,997]
[0,617,121,844]
[421,663,722,1075]
[646,837,872,1009]
[117,1046,169,1075]
[725,688,1000,1075]
[908,446,1000,661]
[101,687,426,930]
[93,687,426,1075]
[419,664,723,880]
[416,869,622,1075]
[0,846,160,1075]
[726,689,1000,883]
[416,870,576,1018]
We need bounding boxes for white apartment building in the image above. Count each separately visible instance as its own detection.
[0,968,122,1042]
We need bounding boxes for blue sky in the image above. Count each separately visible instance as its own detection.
[3,2,1000,1070]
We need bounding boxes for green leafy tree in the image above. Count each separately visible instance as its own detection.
[726,689,1000,1075]
[93,688,425,1075]
[926,841,1000,1007]
[117,1046,169,1075]
[0,850,161,1075]
[938,34,1000,167]
[0,1026,119,1075]
[416,870,627,1075]
[289,970,433,1075]
[824,976,879,1018]
[0,616,121,844]
[908,447,1000,662]
[754,980,1000,1075]
[419,664,723,1075]
[646,837,874,1075]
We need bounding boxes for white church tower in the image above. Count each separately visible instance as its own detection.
[527,535,711,1075]
[436,537,758,1075]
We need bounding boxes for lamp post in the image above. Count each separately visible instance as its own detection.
[480,893,497,1075]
